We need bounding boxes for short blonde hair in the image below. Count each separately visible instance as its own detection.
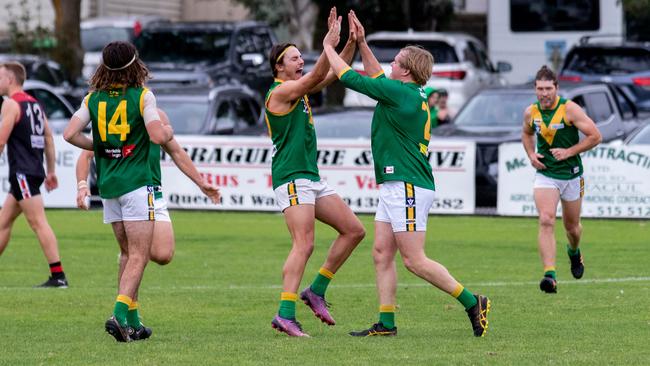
[399,46,434,85]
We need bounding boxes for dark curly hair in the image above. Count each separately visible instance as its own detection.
[89,41,151,91]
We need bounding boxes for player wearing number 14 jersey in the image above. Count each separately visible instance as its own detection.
[323,13,491,337]
[64,41,173,342]
[0,62,68,288]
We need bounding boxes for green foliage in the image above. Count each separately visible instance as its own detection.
[230,0,291,27]
[5,0,56,55]
[1,210,649,364]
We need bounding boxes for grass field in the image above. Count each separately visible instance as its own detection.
[0,210,648,365]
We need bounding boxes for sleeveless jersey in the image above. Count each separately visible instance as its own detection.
[264,79,320,189]
[339,69,435,190]
[87,87,153,198]
[7,92,46,177]
[530,97,583,180]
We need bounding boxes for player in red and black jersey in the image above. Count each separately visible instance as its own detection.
[0,62,68,288]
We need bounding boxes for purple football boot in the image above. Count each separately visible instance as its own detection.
[300,287,335,325]
[271,316,310,337]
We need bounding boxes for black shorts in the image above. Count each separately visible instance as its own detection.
[9,173,44,201]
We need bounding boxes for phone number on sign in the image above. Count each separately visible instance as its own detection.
[595,206,650,217]
[342,197,465,211]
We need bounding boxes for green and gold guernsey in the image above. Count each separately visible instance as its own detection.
[530,97,583,180]
[86,87,153,198]
[338,68,435,190]
[265,79,320,189]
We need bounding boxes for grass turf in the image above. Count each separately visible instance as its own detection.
[0,210,648,365]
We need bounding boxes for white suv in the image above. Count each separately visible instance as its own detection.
[344,31,511,117]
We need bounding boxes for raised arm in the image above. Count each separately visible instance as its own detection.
[309,11,358,94]
[352,11,383,77]
[549,100,602,161]
[268,7,341,108]
[522,105,546,170]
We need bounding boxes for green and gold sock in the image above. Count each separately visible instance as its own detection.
[310,267,334,296]
[379,304,396,329]
[452,284,478,310]
[127,301,142,329]
[567,245,580,257]
[113,294,131,327]
[278,292,297,319]
[544,266,557,280]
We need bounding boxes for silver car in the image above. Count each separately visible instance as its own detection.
[343,31,512,117]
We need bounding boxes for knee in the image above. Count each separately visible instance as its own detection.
[293,241,314,259]
[346,224,366,244]
[402,256,424,275]
[538,213,556,229]
[25,216,46,232]
[565,222,582,237]
[372,246,393,267]
[151,250,174,265]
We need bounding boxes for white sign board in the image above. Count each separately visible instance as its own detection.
[162,136,476,214]
[0,135,82,208]
[498,143,650,218]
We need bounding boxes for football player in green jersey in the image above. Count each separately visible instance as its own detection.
[267,9,366,337]
[64,41,174,342]
[324,12,490,337]
[522,66,601,294]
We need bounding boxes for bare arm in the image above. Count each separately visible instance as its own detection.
[0,99,19,155]
[522,105,546,170]
[268,8,341,110]
[75,150,94,209]
[550,101,602,161]
[309,11,358,94]
[43,117,58,191]
[353,11,383,77]
[63,115,93,150]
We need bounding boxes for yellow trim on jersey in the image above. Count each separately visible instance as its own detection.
[264,113,272,137]
[84,93,92,108]
[139,87,149,116]
[337,66,352,79]
[280,292,298,301]
[370,70,385,79]
[451,284,464,298]
[405,183,416,232]
[264,81,304,117]
[116,294,132,306]
[319,267,334,279]
[531,103,567,146]
[379,304,396,313]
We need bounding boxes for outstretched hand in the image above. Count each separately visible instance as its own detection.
[350,10,365,43]
[347,11,357,42]
[323,11,342,49]
[200,180,221,204]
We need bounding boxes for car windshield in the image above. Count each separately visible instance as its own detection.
[564,48,650,74]
[368,40,459,64]
[628,125,650,144]
[314,109,373,138]
[454,92,535,127]
[136,30,232,64]
[82,27,132,52]
[156,99,208,134]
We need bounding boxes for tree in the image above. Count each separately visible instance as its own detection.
[51,0,83,81]
[623,0,650,41]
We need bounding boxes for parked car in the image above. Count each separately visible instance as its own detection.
[624,123,650,144]
[135,21,277,98]
[0,54,85,106]
[0,80,76,133]
[343,31,511,116]
[154,83,265,136]
[81,15,168,80]
[432,82,645,206]
[560,36,650,113]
